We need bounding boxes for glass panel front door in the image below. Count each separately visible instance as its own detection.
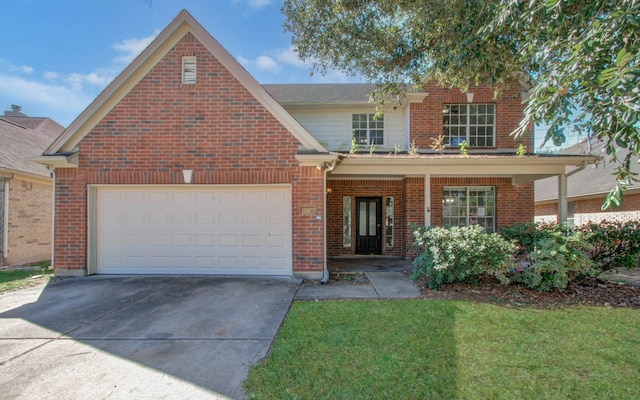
[356,197,382,254]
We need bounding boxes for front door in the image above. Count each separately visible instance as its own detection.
[356,197,382,254]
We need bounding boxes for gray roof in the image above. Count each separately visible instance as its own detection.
[0,116,65,178]
[263,83,377,105]
[535,139,640,202]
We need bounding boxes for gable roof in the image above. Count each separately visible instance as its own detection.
[0,116,64,178]
[44,9,326,157]
[535,139,640,202]
[264,84,377,105]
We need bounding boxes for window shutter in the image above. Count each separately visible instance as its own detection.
[182,56,197,84]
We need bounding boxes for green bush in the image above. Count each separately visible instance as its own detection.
[498,222,570,253]
[509,236,596,291]
[575,220,640,273]
[410,225,516,289]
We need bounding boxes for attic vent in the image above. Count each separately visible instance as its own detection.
[182,56,197,84]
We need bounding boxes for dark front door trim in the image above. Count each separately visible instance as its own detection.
[355,197,382,255]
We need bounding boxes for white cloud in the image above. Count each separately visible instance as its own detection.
[274,47,306,68]
[0,73,94,124]
[17,65,34,74]
[238,54,281,73]
[43,71,59,81]
[66,71,114,89]
[255,56,280,72]
[232,0,273,11]
[112,30,160,64]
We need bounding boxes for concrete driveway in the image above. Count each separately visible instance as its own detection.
[0,276,301,400]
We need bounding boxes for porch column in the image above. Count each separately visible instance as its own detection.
[558,173,568,223]
[424,174,431,226]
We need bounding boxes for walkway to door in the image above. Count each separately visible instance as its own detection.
[328,257,413,273]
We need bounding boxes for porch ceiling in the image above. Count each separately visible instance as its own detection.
[329,154,599,184]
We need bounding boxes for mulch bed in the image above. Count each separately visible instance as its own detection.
[419,276,640,308]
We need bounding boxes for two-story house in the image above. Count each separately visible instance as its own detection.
[35,10,597,279]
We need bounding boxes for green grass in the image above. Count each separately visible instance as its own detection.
[0,267,54,294]
[245,300,640,399]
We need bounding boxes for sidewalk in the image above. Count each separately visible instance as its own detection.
[295,271,421,300]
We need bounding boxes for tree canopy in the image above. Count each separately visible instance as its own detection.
[283,0,640,208]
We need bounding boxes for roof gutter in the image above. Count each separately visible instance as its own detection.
[566,161,588,177]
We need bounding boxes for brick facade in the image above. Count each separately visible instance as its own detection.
[410,83,532,151]
[535,192,640,225]
[53,32,324,276]
[4,178,52,266]
[431,177,534,229]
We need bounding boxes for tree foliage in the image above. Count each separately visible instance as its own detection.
[283,0,640,207]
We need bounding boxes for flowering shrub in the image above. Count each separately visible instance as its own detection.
[410,225,516,289]
[574,220,640,273]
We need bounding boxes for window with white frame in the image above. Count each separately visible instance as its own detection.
[352,114,384,146]
[442,104,495,147]
[442,186,495,232]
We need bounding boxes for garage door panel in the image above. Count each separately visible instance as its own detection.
[96,186,291,275]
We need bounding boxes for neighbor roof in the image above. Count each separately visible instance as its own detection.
[535,139,640,202]
[0,116,64,178]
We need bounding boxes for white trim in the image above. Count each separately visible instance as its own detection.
[2,179,9,259]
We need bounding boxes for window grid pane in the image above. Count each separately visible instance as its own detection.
[443,104,495,147]
[442,186,495,232]
[352,114,384,146]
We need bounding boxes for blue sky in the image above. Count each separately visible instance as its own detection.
[0,0,572,149]
[0,0,362,127]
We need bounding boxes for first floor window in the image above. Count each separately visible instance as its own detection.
[343,196,352,247]
[352,113,384,146]
[442,186,495,232]
[443,104,495,147]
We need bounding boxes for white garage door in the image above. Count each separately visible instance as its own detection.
[95,185,292,275]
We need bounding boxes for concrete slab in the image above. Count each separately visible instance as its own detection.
[295,283,378,300]
[0,276,301,400]
[366,272,421,298]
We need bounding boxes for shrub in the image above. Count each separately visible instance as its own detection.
[509,235,596,291]
[411,225,516,289]
[574,220,640,273]
[498,222,570,253]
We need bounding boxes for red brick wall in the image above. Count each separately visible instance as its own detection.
[535,192,640,224]
[325,177,425,258]
[410,83,532,151]
[326,179,405,257]
[54,32,324,275]
[431,177,534,229]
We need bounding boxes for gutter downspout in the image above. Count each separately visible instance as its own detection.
[321,160,337,284]
[1,174,15,265]
[49,167,55,270]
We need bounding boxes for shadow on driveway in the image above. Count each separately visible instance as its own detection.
[0,276,301,400]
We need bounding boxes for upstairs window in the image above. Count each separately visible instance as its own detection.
[352,114,384,146]
[182,56,197,84]
[443,104,495,147]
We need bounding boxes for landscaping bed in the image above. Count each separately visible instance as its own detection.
[419,275,640,308]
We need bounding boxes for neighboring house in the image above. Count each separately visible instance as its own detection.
[0,105,64,266]
[34,10,597,279]
[536,139,640,225]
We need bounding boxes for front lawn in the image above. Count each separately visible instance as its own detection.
[245,300,640,399]
[0,266,54,294]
